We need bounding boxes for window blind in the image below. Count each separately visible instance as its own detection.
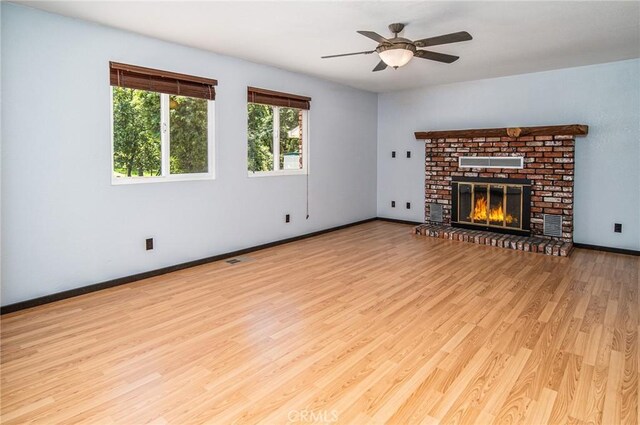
[110,62,217,101]
[247,87,311,110]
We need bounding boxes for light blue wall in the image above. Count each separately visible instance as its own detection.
[377,59,640,250]
[2,3,638,306]
[0,4,378,305]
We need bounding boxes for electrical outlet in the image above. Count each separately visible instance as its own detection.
[145,238,154,250]
[391,201,395,208]
[391,151,396,158]
[406,151,411,158]
[285,214,290,223]
[614,223,622,233]
[406,202,411,209]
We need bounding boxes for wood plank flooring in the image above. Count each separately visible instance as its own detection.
[1,221,638,424]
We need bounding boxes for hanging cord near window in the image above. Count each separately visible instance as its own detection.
[306,170,310,219]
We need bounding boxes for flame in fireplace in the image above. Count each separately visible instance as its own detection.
[469,195,515,224]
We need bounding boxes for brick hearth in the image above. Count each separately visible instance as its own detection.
[414,223,573,257]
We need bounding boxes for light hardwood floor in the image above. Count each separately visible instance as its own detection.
[1,221,638,424]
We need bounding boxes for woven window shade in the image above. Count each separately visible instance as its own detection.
[110,62,217,100]
[247,87,310,110]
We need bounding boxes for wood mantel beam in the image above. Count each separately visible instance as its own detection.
[415,124,588,140]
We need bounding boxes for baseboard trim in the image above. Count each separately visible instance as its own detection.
[1,217,377,315]
[573,243,640,256]
[376,217,424,226]
[8,218,632,314]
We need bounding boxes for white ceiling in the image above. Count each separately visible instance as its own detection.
[15,1,640,93]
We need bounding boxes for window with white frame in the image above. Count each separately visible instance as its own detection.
[247,87,310,175]
[110,62,216,183]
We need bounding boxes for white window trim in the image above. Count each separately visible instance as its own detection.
[111,88,216,185]
[247,107,309,177]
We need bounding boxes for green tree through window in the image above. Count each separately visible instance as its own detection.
[169,95,208,174]
[247,103,305,173]
[112,87,161,177]
[112,88,211,180]
[279,107,302,170]
[248,103,274,172]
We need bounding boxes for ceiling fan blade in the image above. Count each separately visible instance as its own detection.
[414,31,472,48]
[372,60,387,72]
[321,50,375,59]
[415,50,460,63]
[357,30,390,44]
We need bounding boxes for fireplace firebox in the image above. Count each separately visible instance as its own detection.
[451,177,531,236]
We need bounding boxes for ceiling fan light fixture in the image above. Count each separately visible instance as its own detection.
[377,45,415,68]
[320,25,471,72]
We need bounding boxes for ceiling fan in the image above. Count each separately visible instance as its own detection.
[321,23,472,72]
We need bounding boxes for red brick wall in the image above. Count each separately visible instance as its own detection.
[424,135,576,242]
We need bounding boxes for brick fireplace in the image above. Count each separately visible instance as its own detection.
[414,125,588,256]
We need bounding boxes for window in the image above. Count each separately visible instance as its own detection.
[247,87,310,175]
[110,62,216,183]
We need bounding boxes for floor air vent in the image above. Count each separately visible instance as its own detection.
[543,214,562,237]
[225,256,252,265]
[429,203,443,222]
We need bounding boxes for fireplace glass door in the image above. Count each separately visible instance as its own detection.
[505,186,523,229]
[457,183,523,230]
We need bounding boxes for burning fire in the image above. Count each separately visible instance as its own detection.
[469,195,515,224]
